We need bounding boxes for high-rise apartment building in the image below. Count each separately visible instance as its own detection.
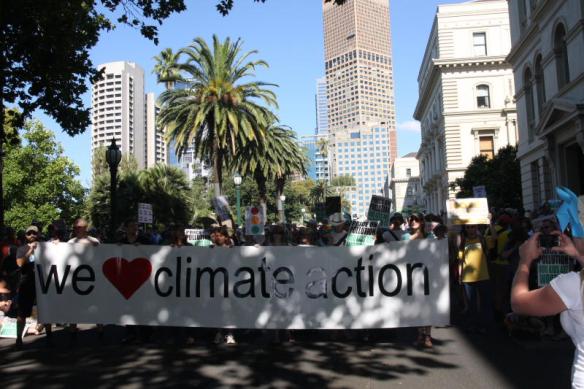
[300,134,329,181]
[91,62,167,172]
[315,77,329,135]
[323,0,397,217]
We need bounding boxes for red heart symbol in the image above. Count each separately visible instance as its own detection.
[102,257,152,300]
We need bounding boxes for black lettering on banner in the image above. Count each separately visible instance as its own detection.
[196,267,229,297]
[378,264,402,297]
[71,265,95,295]
[305,267,327,299]
[354,257,367,297]
[154,267,173,297]
[368,254,374,296]
[186,257,192,297]
[273,267,294,298]
[332,267,353,298]
[176,257,182,297]
[37,264,70,294]
[258,257,271,298]
[233,267,256,298]
[407,263,430,296]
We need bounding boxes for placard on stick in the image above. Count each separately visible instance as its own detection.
[446,198,490,225]
[345,221,379,247]
[367,195,391,226]
[325,196,342,219]
[137,203,153,224]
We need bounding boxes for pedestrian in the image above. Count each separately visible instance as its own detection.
[14,226,49,347]
[382,213,405,243]
[459,224,493,334]
[511,232,584,387]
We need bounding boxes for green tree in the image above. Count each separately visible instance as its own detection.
[190,177,214,224]
[0,0,187,226]
[156,35,278,197]
[451,145,522,209]
[153,48,182,91]
[317,137,329,158]
[139,164,191,226]
[3,120,85,232]
[309,180,332,205]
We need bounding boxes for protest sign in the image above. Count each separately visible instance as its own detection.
[34,241,449,329]
[325,196,342,219]
[472,186,487,198]
[212,196,233,222]
[345,221,379,247]
[367,196,392,226]
[537,251,574,287]
[137,203,153,224]
[446,198,490,225]
[184,229,212,247]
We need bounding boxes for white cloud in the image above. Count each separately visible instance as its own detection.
[397,120,421,133]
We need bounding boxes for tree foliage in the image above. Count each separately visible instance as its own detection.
[451,145,523,210]
[3,120,85,232]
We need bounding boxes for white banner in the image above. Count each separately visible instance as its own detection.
[34,241,449,329]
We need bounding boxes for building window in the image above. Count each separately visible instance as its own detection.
[473,32,487,56]
[554,23,570,89]
[476,85,491,108]
[535,55,546,114]
[524,68,536,142]
[479,136,494,159]
[406,168,412,178]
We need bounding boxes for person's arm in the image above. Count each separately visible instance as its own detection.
[16,243,36,267]
[511,233,567,316]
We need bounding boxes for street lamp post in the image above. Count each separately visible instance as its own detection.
[233,172,242,226]
[301,207,306,225]
[278,194,286,224]
[106,139,122,242]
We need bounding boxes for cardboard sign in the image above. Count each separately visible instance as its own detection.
[184,229,212,247]
[325,196,342,218]
[212,196,233,227]
[345,221,379,247]
[537,251,574,287]
[446,198,490,225]
[137,203,153,224]
[35,241,450,329]
[367,196,392,226]
[246,206,265,235]
[315,203,327,223]
[472,186,487,198]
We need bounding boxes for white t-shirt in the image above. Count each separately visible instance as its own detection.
[68,236,100,245]
[550,271,584,388]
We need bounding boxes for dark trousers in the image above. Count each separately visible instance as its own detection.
[463,280,493,329]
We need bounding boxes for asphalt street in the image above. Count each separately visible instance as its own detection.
[0,324,573,388]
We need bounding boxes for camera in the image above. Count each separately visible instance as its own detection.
[539,234,560,249]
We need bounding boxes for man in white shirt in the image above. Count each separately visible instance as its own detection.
[67,218,99,245]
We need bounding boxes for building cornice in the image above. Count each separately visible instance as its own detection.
[434,56,510,69]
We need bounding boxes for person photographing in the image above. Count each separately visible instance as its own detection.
[511,231,584,387]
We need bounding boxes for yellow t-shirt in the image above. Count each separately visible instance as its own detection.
[459,238,490,283]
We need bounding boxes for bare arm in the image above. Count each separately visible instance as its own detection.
[16,243,36,267]
[511,233,567,316]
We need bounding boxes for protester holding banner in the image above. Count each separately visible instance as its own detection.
[511,233,584,388]
[458,224,493,334]
[382,214,405,243]
[14,226,42,347]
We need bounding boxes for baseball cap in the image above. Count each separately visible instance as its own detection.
[25,225,39,234]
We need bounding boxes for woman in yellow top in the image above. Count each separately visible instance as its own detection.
[459,224,493,333]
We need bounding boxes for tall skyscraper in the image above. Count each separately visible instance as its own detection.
[323,0,397,217]
[315,77,329,135]
[91,62,167,172]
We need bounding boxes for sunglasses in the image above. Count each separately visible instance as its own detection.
[26,231,38,236]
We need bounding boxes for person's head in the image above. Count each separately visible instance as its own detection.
[73,218,89,238]
[47,223,62,241]
[297,228,315,246]
[463,224,479,239]
[408,213,426,235]
[210,226,230,247]
[124,220,139,239]
[171,225,186,244]
[497,214,512,229]
[269,224,287,245]
[390,214,404,230]
[434,224,448,240]
[540,218,557,235]
[25,225,39,243]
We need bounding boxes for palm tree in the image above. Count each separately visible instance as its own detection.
[231,121,308,220]
[153,48,182,91]
[316,137,329,158]
[157,35,278,198]
[310,180,332,205]
[139,164,191,225]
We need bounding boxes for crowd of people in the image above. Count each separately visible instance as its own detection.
[0,206,583,364]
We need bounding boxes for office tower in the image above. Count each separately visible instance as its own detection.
[300,134,329,181]
[145,92,167,167]
[91,61,146,169]
[415,0,516,213]
[315,77,329,135]
[323,0,397,217]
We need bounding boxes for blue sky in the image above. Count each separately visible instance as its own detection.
[36,0,467,187]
